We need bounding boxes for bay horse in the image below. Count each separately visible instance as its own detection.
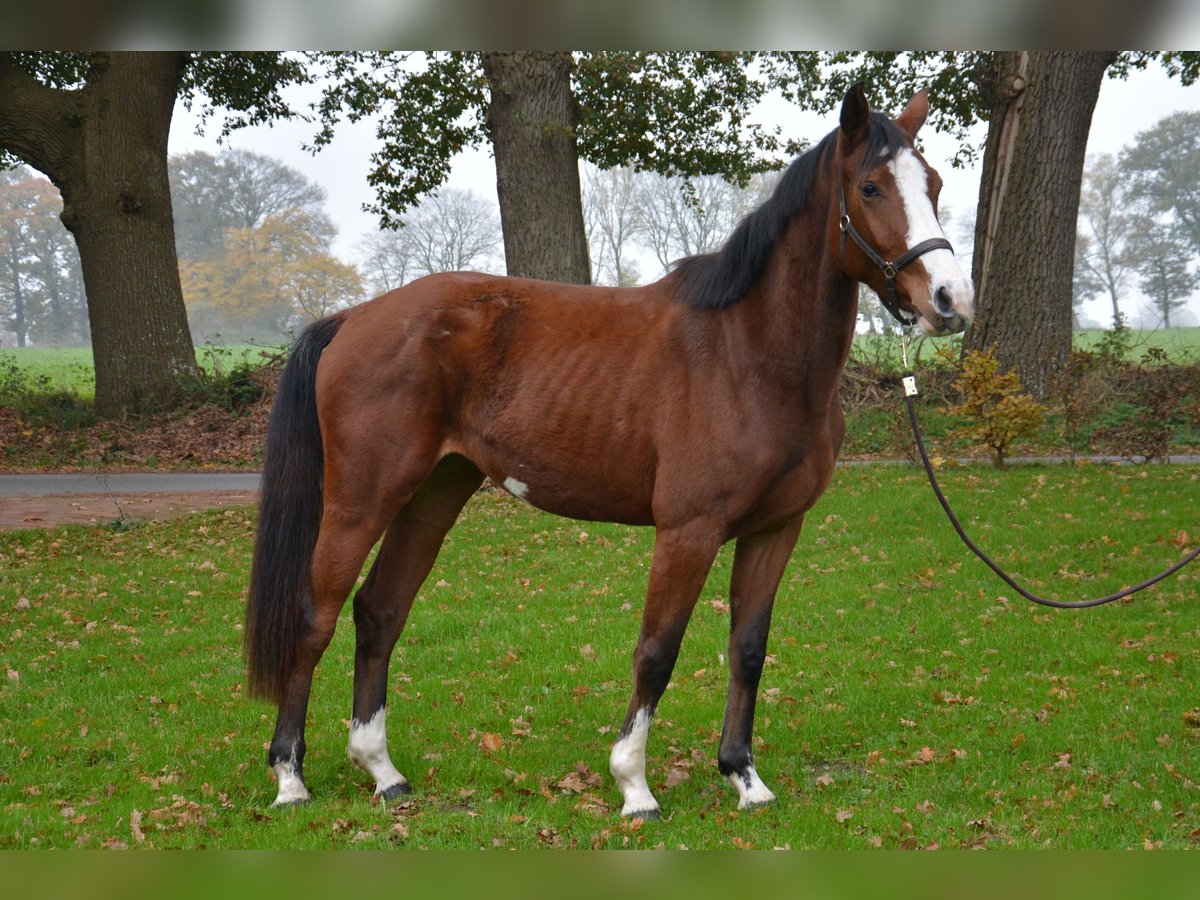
[245,85,974,817]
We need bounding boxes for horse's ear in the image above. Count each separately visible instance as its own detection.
[839,83,870,148]
[895,89,929,139]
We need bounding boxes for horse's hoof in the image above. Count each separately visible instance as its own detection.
[740,799,774,813]
[379,781,413,803]
[270,796,309,810]
[623,807,661,821]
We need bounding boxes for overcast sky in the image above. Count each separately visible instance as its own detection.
[169,60,1200,327]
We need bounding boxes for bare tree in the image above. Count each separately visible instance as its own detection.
[359,230,414,296]
[358,188,502,295]
[1075,153,1137,327]
[582,164,644,287]
[635,172,767,276]
[406,189,502,275]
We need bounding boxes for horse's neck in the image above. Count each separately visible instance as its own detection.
[739,203,858,406]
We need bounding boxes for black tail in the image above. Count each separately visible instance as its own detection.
[245,314,346,703]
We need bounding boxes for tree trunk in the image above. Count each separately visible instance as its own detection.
[966,51,1116,397]
[0,52,199,417]
[482,51,591,284]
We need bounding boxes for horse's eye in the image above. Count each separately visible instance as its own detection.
[861,182,881,199]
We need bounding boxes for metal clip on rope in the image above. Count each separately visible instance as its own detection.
[899,333,1199,609]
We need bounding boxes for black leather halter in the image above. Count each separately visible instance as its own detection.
[838,184,954,326]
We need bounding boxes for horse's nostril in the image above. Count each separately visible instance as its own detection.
[935,286,954,317]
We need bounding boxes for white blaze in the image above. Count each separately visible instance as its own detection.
[887,149,973,323]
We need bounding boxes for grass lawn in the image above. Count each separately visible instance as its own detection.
[0,343,285,401]
[2,465,1198,849]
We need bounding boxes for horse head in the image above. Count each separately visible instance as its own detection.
[834,84,975,336]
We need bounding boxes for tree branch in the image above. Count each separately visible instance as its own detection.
[0,53,84,183]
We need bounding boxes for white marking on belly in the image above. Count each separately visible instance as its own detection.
[347,707,408,796]
[271,754,310,806]
[502,477,529,501]
[609,707,659,816]
[727,764,776,809]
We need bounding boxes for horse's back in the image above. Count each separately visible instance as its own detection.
[314,272,684,524]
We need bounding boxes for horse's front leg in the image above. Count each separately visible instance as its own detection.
[610,521,724,819]
[717,517,804,810]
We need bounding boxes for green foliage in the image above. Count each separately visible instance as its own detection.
[2,467,1198,848]
[813,52,998,166]
[182,346,279,414]
[812,51,1198,172]
[573,52,811,184]
[1,52,308,172]
[312,52,821,227]
[1094,314,1135,363]
[177,52,310,137]
[944,348,1047,467]
[312,52,490,228]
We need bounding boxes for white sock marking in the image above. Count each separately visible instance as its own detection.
[502,477,529,501]
[609,707,659,816]
[271,754,310,806]
[347,707,408,796]
[727,764,776,809]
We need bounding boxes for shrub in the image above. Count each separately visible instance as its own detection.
[1096,348,1200,462]
[0,354,95,429]
[944,348,1046,467]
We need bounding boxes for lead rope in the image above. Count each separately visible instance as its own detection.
[899,333,1200,609]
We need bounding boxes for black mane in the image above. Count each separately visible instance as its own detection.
[672,112,910,311]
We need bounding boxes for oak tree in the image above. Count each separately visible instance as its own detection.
[0,51,306,416]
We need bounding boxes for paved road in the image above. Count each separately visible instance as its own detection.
[0,472,262,495]
[2,456,1198,497]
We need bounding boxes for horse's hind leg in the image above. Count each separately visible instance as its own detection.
[717,517,803,810]
[610,521,724,818]
[347,455,484,800]
[268,504,395,806]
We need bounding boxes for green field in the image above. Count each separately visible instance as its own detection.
[4,330,1197,399]
[2,465,1198,849]
[0,343,285,401]
[1074,326,1200,361]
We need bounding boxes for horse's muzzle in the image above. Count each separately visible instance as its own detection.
[922,311,969,336]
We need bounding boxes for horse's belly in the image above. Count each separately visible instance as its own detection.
[446,428,656,526]
[486,457,656,526]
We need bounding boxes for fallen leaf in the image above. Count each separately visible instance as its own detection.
[558,772,588,793]
[664,766,691,788]
[478,732,504,753]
